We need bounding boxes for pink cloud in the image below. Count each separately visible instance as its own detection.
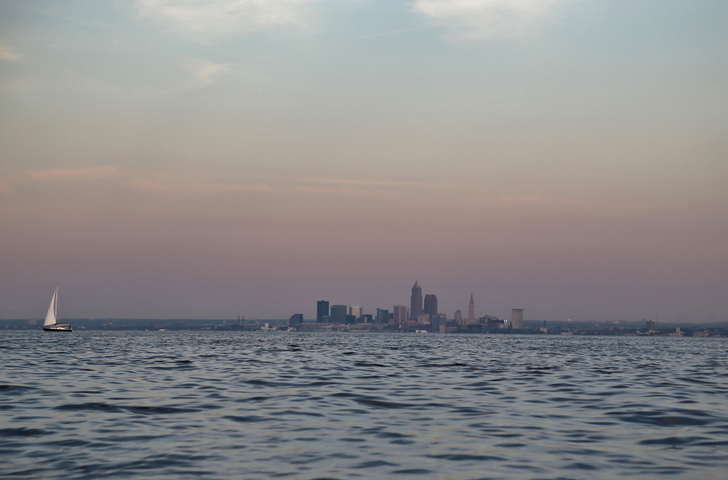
[28,165,121,182]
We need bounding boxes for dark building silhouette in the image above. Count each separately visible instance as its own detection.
[376,308,389,324]
[330,305,347,324]
[486,317,505,329]
[410,281,423,320]
[431,313,446,332]
[393,305,407,326]
[512,309,524,329]
[288,314,303,327]
[424,294,438,317]
[317,300,329,323]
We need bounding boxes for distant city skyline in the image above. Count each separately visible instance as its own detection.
[308,280,517,331]
[1,1,726,323]
[316,282,488,325]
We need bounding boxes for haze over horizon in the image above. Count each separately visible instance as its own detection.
[1,1,726,323]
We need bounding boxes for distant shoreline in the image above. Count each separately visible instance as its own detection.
[2,318,726,337]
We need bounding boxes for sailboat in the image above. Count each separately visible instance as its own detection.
[43,287,72,332]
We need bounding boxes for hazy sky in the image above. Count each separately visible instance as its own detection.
[1,0,727,322]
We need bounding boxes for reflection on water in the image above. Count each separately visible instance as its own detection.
[1,332,727,479]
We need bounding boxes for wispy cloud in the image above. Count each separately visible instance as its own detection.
[180,58,232,87]
[135,0,321,40]
[5,167,654,215]
[412,0,574,41]
[111,174,456,198]
[24,166,275,195]
[496,194,652,212]
[497,194,581,205]
[123,175,275,195]
[28,166,121,182]
[355,26,434,40]
[297,177,456,189]
[0,44,18,60]
[122,177,175,194]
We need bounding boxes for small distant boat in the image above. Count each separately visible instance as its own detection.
[43,287,72,332]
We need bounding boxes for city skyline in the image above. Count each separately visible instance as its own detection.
[287,280,506,331]
[1,1,727,323]
[313,281,482,324]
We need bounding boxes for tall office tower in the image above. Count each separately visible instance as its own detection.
[350,305,363,319]
[512,309,524,329]
[288,314,303,327]
[424,294,438,317]
[454,310,463,324]
[317,301,329,323]
[431,313,446,331]
[468,293,476,321]
[410,281,423,320]
[376,308,389,324]
[646,319,655,331]
[393,305,407,326]
[330,305,347,324]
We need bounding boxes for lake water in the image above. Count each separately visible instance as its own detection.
[1,331,727,479]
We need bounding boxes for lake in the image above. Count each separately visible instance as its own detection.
[1,331,727,479]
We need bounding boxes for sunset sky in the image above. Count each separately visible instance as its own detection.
[1,0,727,322]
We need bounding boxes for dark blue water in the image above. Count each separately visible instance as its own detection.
[1,332,727,479]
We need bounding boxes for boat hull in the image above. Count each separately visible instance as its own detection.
[43,325,73,332]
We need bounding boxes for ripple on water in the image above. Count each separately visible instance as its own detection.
[1,332,727,480]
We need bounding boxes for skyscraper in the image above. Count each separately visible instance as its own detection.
[424,294,438,317]
[376,308,389,324]
[350,305,362,319]
[454,310,463,324]
[288,314,303,327]
[393,305,407,326]
[512,309,524,329]
[468,293,476,322]
[410,281,422,320]
[317,300,329,323]
[330,305,347,324]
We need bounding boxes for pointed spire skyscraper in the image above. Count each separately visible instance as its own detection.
[468,293,476,322]
[410,281,423,320]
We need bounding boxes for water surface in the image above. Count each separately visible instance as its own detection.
[1,332,727,479]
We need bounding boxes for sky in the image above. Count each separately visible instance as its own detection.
[1,0,727,322]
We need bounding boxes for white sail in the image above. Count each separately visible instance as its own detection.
[44,288,58,326]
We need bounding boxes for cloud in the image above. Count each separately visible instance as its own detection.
[496,194,652,212]
[355,26,434,40]
[28,166,121,182]
[1,168,122,196]
[22,166,273,195]
[412,0,573,41]
[180,58,231,87]
[122,177,175,194]
[122,175,275,195]
[135,0,320,39]
[296,177,456,189]
[0,44,18,60]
